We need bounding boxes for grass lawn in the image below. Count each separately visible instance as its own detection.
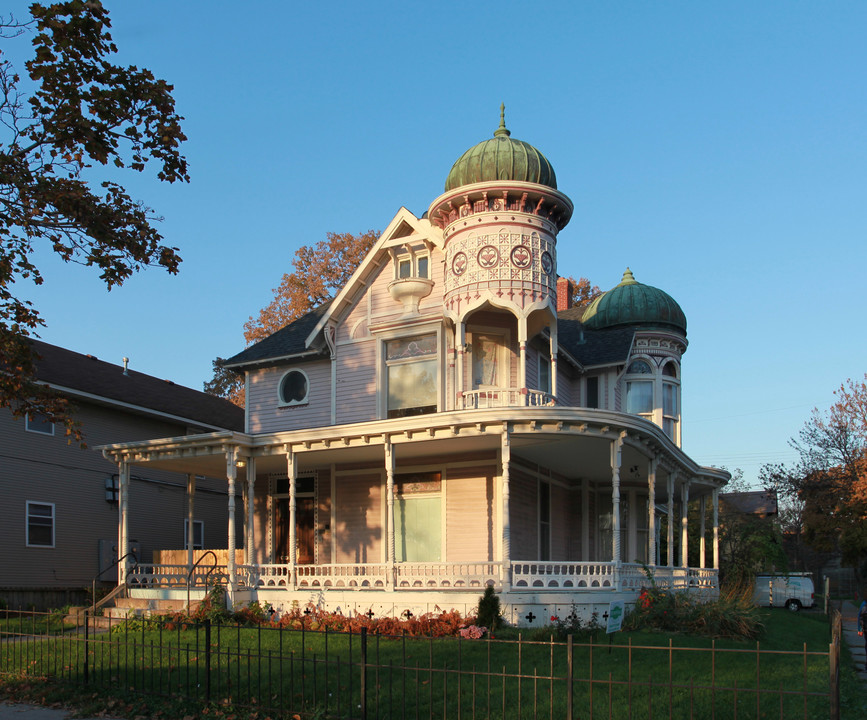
[2,608,865,719]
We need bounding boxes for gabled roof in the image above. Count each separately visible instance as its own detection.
[557,305,635,368]
[222,305,329,369]
[30,339,244,432]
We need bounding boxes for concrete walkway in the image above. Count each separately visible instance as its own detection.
[841,599,867,677]
[0,703,112,720]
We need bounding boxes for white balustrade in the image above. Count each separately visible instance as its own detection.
[395,561,502,589]
[459,389,555,410]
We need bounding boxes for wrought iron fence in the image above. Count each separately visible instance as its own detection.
[0,608,838,719]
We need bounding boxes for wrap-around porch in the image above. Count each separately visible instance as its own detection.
[101,409,727,623]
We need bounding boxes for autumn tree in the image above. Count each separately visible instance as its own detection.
[567,275,601,310]
[0,1,187,436]
[761,375,867,580]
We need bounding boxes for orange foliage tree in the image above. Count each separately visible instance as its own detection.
[762,375,867,577]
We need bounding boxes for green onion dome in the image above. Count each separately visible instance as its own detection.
[445,104,557,192]
[581,268,687,335]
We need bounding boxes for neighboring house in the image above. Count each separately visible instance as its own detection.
[0,340,244,610]
[99,113,730,625]
[719,491,778,518]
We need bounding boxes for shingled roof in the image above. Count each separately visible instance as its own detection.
[30,339,244,432]
[222,305,329,369]
[557,305,635,368]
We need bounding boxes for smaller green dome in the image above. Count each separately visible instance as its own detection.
[581,268,687,334]
[445,105,557,192]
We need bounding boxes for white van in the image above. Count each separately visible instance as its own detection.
[752,573,815,611]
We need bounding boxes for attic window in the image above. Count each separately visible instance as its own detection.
[278,369,309,406]
[26,413,54,435]
[393,250,429,280]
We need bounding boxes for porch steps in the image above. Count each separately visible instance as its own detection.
[104,596,202,619]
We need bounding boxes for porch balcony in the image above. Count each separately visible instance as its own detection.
[458,388,555,410]
[125,559,718,594]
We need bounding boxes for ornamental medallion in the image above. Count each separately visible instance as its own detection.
[451,252,467,276]
[477,245,500,269]
[541,251,553,276]
[510,245,532,269]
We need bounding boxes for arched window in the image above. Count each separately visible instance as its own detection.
[662,362,680,441]
[278,369,309,406]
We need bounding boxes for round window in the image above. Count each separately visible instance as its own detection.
[279,370,308,405]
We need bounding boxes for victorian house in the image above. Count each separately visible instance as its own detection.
[99,111,728,625]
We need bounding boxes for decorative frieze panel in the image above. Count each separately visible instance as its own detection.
[443,227,556,314]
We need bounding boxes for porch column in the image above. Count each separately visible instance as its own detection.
[699,495,706,569]
[667,472,675,568]
[712,488,720,570]
[226,447,238,597]
[286,448,297,589]
[118,460,130,585]
[680,480,690,568]
[186,473,196,572]
[647,458,657,566]
[517,317,528,402]
[456,322,466,406]
[385,440,396,585]
[501,427,511,588]
[246,457,256,566]
[610,434,623,568]
[581,478,590,561]
[549,324,558,401]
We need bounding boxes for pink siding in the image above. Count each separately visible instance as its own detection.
[509,468,538,559]
[336,340,377,424]
[334,474,383,564]
[445,466,496,561]
[247,361,332,433]
[550,483,572,560]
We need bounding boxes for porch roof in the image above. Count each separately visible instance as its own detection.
[97,408,729,494]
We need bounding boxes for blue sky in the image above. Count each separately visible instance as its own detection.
[6,1,866,485]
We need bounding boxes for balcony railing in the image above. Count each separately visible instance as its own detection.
[459,388,555,410]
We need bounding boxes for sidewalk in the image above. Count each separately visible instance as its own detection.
[0,703,110,720]
[841,599,867,677]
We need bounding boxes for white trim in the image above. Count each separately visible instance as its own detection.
[26,500,55,548]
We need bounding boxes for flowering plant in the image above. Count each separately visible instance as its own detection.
[458,624,487,639]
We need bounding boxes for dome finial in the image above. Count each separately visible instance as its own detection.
[620,267,636,284]
[494,102,511,138]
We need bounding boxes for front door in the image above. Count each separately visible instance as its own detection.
[275,497,315,564]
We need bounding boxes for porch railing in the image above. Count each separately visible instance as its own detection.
[137,560,718,593]
[459,388,555,409]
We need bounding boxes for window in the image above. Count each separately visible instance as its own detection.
[539,356,551,395]
[26,502,54,547]
[386,334,438,418]
[472,334,503,388]
[663,382,678,440]
[625,359,653,419]
[184,519,204,550]
[539,482,551,560]
[586,376,599,408]
[394,251,429,279]
[394,473,441,562]
[278,369,309,406]
[26,413,54,435]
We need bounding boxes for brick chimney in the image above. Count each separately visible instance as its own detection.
[557,277,573,311]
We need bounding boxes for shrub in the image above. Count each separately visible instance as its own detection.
[624,580,763,639]
[549,606,602,641]
[475,586,503,630]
